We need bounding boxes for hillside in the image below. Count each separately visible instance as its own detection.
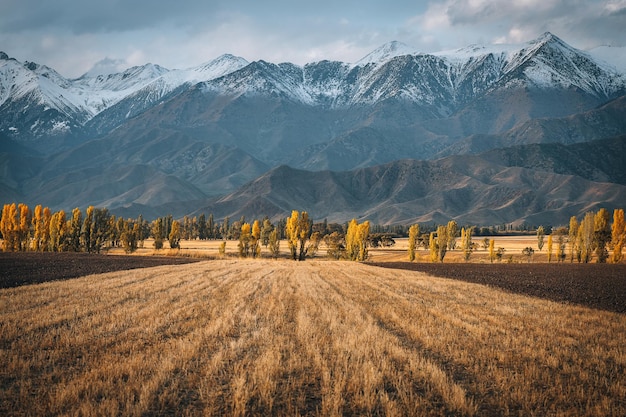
[1,33,626,224]
[193,145,626,225]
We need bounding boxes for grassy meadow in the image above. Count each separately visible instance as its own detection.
[1,256,625,416]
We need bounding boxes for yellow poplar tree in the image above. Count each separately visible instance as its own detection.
[0,203,18,252]
[461,226,474,261]
[251,220,261,258]
[429,232,438,263]
[238,222,251,257]
[31,204,44,251]
[611,208,625,263]
[285,210,312,261]
[49,210,66,252]
[17,203,31,251]
[489,239,496,263]
[547,234,553,263]
[568,216,579,262]
[408,224,419,262]
[594,208,611,263]
[42,207,51,252]
[169,220,181,249]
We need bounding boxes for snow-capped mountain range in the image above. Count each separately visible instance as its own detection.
[1,32,624,148]
[2,32,626,225]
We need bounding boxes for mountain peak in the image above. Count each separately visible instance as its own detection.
[355,41,417,66]
[81,57,129,78]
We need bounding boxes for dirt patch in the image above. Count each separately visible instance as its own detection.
[370,262,626,313]
[0,252,200,289]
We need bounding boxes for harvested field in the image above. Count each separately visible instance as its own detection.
[1,260,625,416]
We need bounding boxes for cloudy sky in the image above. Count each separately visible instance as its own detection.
[2,0,625,78]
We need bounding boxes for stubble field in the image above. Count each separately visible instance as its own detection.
[1,254,625,416]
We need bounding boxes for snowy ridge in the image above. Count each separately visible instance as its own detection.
[1,32,625,141]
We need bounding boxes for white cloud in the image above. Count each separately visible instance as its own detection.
[0,0,623,78]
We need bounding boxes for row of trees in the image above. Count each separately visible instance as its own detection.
[0,203,144,254]
[1,202,624,263]
[402,209,625,264]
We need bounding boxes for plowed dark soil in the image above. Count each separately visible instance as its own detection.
[371,262,626,313]
[0,252,200,288]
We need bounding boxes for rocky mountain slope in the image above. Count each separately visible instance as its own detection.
[1,33,625,225]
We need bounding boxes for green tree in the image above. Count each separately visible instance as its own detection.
[91,208,111,253]
[324,232,345,260]
[536,226,545,251]
[121,220,139,254]
[408,224,419,262]
[81,206,94,252]
[68,207,83,252]
[152,218,165,250]
[268,228,280,258]
[261,218,274,247]
[522,247,535,263]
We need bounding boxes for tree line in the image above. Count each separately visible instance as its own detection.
[1,202,624,263]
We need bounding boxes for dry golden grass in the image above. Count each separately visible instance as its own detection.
[1,260,625,416]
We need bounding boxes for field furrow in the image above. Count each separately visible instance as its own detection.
[1,260,625,416]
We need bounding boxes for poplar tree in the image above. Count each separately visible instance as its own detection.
[429,232,438,263]
[489,239,496,263]
[68,207,83,252]
[251,220,261,258]
[49,210,66,252]
[461,226,474,261]
[169,220,181,249]
[42,207,51,252]
[408,224,419,262]
[446,220,458,250]
[268,228,280,258]
[31,205,44,251]
[568,216,579,262]
[578,212,595,263]
[238,222,251,257]
[611,208,625,263]
[536,226,545,251]
[547,234,553,262]
[82,206,94,252]
[285,210,312,261]
[436,225,448,262]
[592,208,611,263]
[152,218,165,249]
[17,203,31,251]
[0,203,18,251]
